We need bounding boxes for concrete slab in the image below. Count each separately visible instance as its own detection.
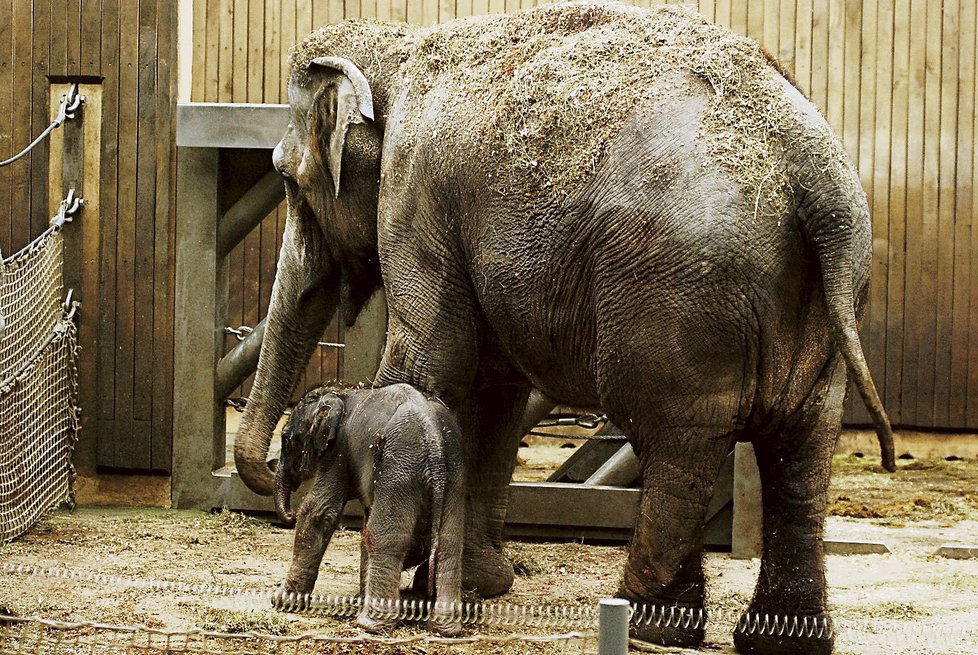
[933,544,978,559]
[824,539,892,555]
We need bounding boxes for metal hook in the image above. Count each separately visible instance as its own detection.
[63,83,84,119]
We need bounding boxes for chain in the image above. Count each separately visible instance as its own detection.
[224,325,345,349]
[224,325,253,340]
[528,412,628,441]
[537,413,608,430]
[224,397,249,412]
[0,84,84,168]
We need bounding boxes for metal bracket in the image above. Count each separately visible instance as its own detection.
[51,189,84,228]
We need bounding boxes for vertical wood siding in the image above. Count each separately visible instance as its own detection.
[0,1,177,471]
[187,0,978,431]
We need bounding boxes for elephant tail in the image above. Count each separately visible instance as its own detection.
[794,176,896,473]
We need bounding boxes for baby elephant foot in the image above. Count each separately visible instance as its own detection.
[356,607,398,634]
[428,616,463,637]
[628,603,706,649]
[271,583,312,613]
[733,611,834,655]
[429,603,463,637]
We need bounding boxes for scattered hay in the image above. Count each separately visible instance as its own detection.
[211,507,271,536]
[506,543,549,577]
[829,494,978,523]
[180,602,297,635]
[288,1,852,205]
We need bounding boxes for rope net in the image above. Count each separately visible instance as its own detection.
[0,224,80,544]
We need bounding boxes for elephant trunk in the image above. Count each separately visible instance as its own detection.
[275,465,297,527]
[234,211,339,496]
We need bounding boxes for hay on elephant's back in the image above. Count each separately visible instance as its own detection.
[291,1,853,204]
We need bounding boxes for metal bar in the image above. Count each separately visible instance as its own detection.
[547,438,624,483]
[217,170,285,257]
[505,482,639,529]
[215,317,266,401]
[175,103,290,149]
[583,444,640,487]
[598,599,630,655]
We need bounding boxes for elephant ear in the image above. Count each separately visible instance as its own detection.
[307,57,375,198]
[312,393,345,457]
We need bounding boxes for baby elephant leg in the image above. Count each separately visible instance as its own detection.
[357,501,419,634]
[274,472,347,611]
[429,484,465,637]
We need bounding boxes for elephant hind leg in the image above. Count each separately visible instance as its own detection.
[357,498,421,634]
[611,398,740,648]
[733,356,844,655]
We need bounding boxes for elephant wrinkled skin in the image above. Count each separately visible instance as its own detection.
[234,4,894,654]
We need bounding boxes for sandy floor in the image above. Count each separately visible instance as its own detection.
[0,453,976,654]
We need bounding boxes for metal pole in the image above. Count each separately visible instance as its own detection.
[585,443,640,487]
[598,598,630,655]
[215,318,266,401]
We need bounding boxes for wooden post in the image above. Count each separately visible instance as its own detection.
[49,83,102,484]
[342,288,387,384]
[172,146,225,509]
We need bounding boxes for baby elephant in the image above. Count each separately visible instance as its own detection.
[272,382,465,636]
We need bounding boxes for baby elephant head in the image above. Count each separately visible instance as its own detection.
[274,388,345,527]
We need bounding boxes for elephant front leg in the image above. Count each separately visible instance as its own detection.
[274,472,347,612]
[374,229,530,599]
[733,360,844,655]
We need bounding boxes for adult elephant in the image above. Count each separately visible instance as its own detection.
[235,4,894,653]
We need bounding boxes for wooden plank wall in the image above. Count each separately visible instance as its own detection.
[0,2,178,472]
[190,0,978,431]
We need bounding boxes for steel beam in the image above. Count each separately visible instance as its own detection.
[215,318,266,401]
[176,103,290,149]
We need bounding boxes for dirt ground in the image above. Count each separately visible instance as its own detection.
[1,445,976,654]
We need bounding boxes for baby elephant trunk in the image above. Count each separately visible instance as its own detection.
[274,465,297,528]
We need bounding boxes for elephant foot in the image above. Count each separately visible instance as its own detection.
[733,611,834,655]
[461,548,514,598]
[429,616,463,637]
[271,583,312,613]
[628,603,706,649]
[416,550,514,598]
[357,607,398,634]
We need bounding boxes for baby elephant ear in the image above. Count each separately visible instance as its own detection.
[307,56,375,198]
[313,393,345,455]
